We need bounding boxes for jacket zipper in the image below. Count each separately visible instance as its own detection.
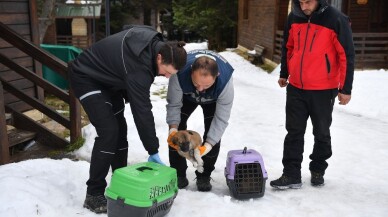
[298,30,301,51]
[309,30,317,52]
[325,53,331,78]
[299,18,311,89]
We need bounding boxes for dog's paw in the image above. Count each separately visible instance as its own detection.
[197,166,204,173]
[192,161,198,168]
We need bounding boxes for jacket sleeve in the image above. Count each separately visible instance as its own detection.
[206,78,234,145]
[280,13,294,79]
[166,74,183,126]
[334,15,355,95]
[126,76,159,155]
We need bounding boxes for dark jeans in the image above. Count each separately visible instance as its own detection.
[169,98,220,178]
[282,84,337,179]
[78,89,128,196]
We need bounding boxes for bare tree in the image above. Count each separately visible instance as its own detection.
[37,0,57,43]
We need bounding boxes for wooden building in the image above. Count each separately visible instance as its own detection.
[0,0,42,111]
[43,0,102,49]
[0,0,81,164]
[238,0,388,68]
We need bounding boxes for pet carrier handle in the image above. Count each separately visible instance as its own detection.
[243,147,247,154]
[136,166,154,172]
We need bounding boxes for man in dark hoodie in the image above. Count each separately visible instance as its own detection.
[270,0,355,189]
[69,25,187,213]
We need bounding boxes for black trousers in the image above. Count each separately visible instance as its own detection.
[282,84,337,179]
[169,98,221,178]
[78,89,128,195]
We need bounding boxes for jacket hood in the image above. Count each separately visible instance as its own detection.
[292,0,330,18]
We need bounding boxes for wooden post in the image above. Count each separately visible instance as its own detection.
[29,0,45,102]
[69,87,81,144]
[0,82,10,164]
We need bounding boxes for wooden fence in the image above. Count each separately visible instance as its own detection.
[57,35,90,49]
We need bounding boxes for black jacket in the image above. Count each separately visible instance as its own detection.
[70,25,164,155]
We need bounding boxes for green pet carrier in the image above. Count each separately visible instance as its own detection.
[105,162,178,217]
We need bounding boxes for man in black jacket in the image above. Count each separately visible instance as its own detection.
[69,25,187,213]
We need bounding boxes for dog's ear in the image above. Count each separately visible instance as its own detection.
[171,134,179,146]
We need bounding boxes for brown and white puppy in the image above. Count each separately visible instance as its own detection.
[171,130,204,173]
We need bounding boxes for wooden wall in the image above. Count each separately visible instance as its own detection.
[238,0,278,59]
[347,0,387,33]
[0,0,41,112]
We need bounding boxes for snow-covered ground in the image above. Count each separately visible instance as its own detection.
[1,42,387,217]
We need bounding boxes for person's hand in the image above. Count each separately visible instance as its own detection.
[148,153,166,165]
[338,93,351,105]
[278,78,288,87]
[198,142,213,157]
[167,128,179,150]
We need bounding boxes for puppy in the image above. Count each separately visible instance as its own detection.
[171,130,204,173]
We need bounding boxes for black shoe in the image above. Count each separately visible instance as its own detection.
[83,194,107,214]
[311,171,324,186]
[270,175,302,189]
[178,177,189,189]
[196,177,212,192]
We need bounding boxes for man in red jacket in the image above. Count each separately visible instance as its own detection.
[270,0,355,189]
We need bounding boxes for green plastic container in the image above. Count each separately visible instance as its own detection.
[105,162,178,217]
[40,44,82,90]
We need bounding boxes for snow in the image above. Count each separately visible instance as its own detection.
[1,42,388,217]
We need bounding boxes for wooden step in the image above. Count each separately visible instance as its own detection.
[7,128,36,147]
[5,113,12,124]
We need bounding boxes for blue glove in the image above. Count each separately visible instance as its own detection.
[148,153,166,165]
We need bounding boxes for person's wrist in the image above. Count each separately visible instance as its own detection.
[169,128,178,134]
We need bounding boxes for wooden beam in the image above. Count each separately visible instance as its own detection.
[69,88,81,144]
[0,52,69,102]
[7,106,69,148]
[29,0,44,102]
[0,22,68,79]
[0,82,10,164]
[0,78,71,129]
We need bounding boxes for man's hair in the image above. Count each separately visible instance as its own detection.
[159,41,187,70]
[191,56,219,77]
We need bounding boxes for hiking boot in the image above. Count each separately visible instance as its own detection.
[311,171,324,186]
[270,175,302,189]
[83,194,107,214]
[196,177,212,192]
[178,177,189,189]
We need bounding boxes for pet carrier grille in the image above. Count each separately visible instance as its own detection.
[146,200,173,217]
[234,163,264,194]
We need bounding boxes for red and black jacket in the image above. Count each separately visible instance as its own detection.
[280,0,355,94]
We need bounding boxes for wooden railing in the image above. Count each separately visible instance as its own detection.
[57,35,90,49]
[353,33,388,68]
[274,30,388,68]
[0,22,81,164]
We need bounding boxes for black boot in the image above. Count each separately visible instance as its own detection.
[83,194,107,214]
[178,177,189,189]
[196,177,212,192]
[311,171,324,186]
[270,175,302,189]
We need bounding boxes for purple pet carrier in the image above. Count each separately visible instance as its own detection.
[224,147,268,199]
